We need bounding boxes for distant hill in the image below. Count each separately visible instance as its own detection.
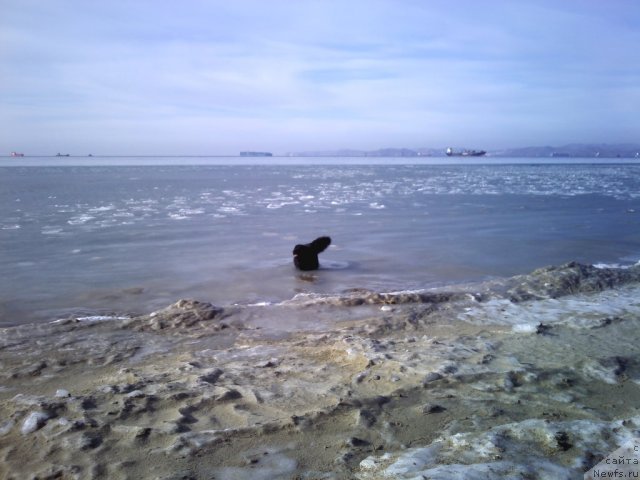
[493,143,640,158]
[286,148,424,157]
[288,143,640,158]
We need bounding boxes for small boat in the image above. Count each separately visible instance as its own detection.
[10,152,25,157]
[56,153,70,157]
[446,147,486,157]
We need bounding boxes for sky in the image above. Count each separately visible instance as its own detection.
[1,0,639,155]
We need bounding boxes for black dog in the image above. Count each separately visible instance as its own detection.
[293,236,331,271]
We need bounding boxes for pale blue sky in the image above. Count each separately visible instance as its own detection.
[1,0,639,155]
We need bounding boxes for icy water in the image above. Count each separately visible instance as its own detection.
[1,158,639,326]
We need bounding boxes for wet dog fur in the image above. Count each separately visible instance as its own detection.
[292,236,331,271]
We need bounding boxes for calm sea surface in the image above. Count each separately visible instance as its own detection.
[1,157,639,326]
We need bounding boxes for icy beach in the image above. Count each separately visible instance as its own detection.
[2,262,640,479]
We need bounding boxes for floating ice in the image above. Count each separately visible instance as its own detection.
[41,226,64,235]
[88,205,115,212]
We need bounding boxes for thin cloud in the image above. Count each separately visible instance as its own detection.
[1,0,639,154]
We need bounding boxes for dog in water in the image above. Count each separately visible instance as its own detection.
[293,236,331,271]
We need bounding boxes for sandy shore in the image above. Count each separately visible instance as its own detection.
[1,262,640,479]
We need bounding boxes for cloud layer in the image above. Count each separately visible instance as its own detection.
[2,0,639,154]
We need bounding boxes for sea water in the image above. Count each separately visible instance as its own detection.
[1,158,639,326]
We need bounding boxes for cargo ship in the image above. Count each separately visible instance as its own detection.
[240,151,273,157]
[446,147,486,157]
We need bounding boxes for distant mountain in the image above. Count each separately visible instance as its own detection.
[493,143,640,158]
[286,148,423,157]
[288,143,640,158]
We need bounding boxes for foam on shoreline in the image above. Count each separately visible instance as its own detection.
[1,262,640,479]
